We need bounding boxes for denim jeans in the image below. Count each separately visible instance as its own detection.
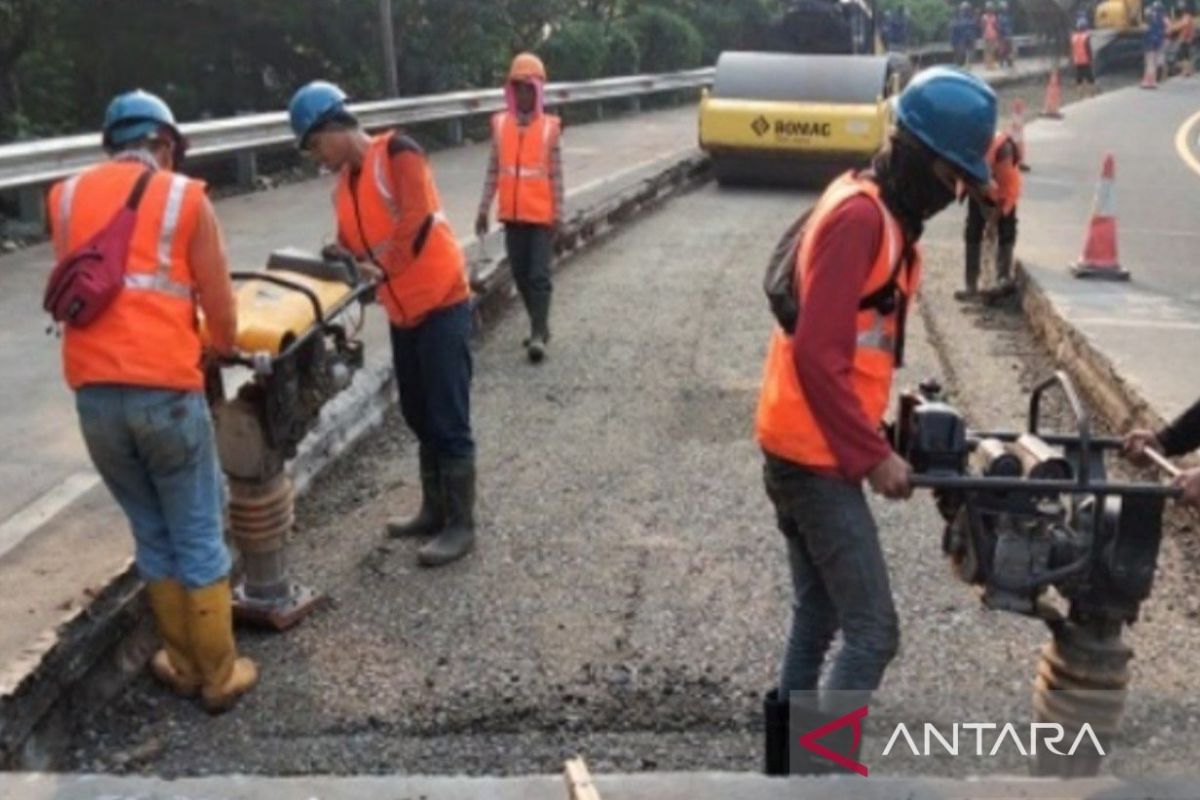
[390,300,475,460]
[76,386,229,588]
[763,454,900,695]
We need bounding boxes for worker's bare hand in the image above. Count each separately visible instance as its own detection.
[1174,467,1200,508]
[474,212,489,238]
[1122,429,1163,467]
[867,452,913,500]
[356,261,385,284]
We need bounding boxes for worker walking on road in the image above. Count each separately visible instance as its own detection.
[1072,19,1098,98]
[289,81,478,567]
[958,127,1022,301]
[47,91,256,713]
[951,3,978,66]
[982,2,1001,69]
[998,2,1016,68]
[1124,397,1200,506]
[757,68,997,774]
[1144,1,1168,86]
[476,53,564,364]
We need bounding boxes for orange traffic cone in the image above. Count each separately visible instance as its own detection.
[1041,68,1064,118]
[1009,98,1029,170]
[1071,154,1129,280]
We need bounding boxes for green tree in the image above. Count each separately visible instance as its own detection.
[621,6,703,72]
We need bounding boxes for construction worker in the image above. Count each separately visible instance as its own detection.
[1124,398,1200,506]
[981,2,1001,69]
[1144,1,1168,87]
[998,1,1016,67]
[1169,0,1195,76]
[951,3,978,66]
[957,126,1022,301]
[48,91,255,713]
[757,68,997,774]
[289,81,477,567]
[1072,18,1098,97]
[476,53,564,364]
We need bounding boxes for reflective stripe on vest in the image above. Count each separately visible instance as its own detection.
[493,111,559,225]
[754,173,923,473]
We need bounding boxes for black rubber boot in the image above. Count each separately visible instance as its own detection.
[385,446,443,538]
[763,689,790,776]
[526,291,551,364]
[954,240,982,301]
[417,457,476,567]
[983,243,1017,304]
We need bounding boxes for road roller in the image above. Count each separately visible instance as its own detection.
[699,51,901,186]
[202,248,373,629]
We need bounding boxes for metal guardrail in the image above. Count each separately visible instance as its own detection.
[0,68,716,193]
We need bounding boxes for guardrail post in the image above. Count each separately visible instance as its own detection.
[628,96,641,113]
[446,118,464,146]
[595,102,605,121]
[16,186,46,234]
[236,151,259,188]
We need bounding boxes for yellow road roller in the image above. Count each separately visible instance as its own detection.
[699,51,900,186]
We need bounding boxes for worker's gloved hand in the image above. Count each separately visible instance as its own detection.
[474,212,489,238]
[1175,468,1200,508]
[1122,429,1163,467]
[867,452,913,500]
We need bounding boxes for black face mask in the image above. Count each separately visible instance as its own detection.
[874,134,959,241]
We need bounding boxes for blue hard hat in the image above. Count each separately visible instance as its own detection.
[102,90,183,152]
[289,81,350,148]
[894,66,997,185]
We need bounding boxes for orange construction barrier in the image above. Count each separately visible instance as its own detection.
[1041,67,1064,118]
[1072,154,1129,280]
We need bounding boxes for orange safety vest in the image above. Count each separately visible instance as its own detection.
[755,174,921,472]
[49,158,207,392]
[334,133,468,328]
[1182,14,1195,43]
[491,111,561,225]
[986,131,1023,214]
[983,13,999,40]
[1071,31,1092,65]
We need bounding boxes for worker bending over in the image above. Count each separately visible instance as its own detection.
[1124,399,1200,507]
[1072,19,1098,98]
[958,127,1022,301]
[757,68,997,774]
[48,91,255,713]
[289,81,477,567]
[477,53,564,364]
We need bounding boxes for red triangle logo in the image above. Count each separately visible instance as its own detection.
[796,705,869,776]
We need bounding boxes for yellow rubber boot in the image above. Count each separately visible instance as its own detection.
[187,578,259,714]
[145,579,200,697]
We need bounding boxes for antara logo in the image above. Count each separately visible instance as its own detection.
[882,722,1107,758]
[797,705,870,776]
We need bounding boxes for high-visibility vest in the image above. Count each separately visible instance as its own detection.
[755,174,921,472]
[491,111,561,225]
[1182,14,1195,43]
[49,158,207,391]
[334,133,468,327]
[986,132,1023,214]
[982,13,999,40]
[1071,31,1092,65]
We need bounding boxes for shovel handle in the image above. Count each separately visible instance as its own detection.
[1146,448,1182,479]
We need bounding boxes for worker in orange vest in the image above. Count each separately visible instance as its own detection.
[958,130,1023,301]
[757,68,996,775]
[981,2,1001,69]
[1071,19,1098,97]
[289,81,477,568]
[47,90,255,713]
[476,53,564,364]
[1170,0,1195,76]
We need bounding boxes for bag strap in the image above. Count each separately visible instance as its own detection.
[124,168,155,211]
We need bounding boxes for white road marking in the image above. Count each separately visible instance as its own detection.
[0,472,101,562]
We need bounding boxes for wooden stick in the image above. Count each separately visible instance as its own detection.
[564,756,602,800]
[1147,448,1182,479]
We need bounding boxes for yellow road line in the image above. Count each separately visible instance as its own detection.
[1175,108,1200,178]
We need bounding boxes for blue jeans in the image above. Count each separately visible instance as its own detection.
[390,300,476,460]
[76,386,230,588]
[763,454,900,695]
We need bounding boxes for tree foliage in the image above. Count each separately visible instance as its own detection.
[0,0,788,142]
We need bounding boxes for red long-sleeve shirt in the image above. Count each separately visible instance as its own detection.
[792,195,894,480]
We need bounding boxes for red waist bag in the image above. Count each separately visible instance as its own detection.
[43,168,154,327]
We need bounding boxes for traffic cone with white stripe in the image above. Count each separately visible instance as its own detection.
[1141,51,1159,89]
[1009,98,1030,171]
[1071,154,1129,280]
[1041,68,1064,119]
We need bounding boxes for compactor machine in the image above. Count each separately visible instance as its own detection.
[698,0,908,186]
